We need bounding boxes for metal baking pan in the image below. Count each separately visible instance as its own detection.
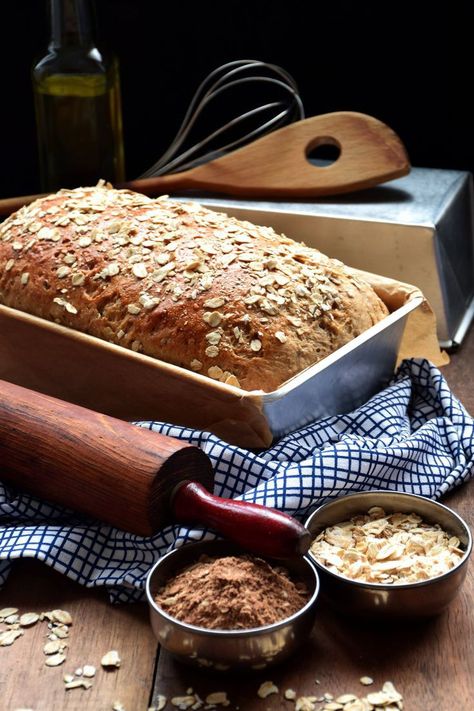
[260,295,420,438]
[0,278,422,448]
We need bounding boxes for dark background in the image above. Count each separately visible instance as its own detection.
[1,0,472,197]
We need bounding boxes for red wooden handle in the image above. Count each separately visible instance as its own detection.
[172,481,310,558]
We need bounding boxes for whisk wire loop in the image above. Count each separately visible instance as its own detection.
[139,59,304,179]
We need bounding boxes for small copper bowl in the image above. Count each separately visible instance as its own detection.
[305,490,472,618]
[145,539,319,670]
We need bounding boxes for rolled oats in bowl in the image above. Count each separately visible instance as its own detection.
[305,491,472,617]
[310,506,465,584]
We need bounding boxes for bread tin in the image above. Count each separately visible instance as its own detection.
[0,275,422,447]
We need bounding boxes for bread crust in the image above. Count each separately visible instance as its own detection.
[0,185,388,391]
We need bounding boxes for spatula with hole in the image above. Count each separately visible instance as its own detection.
[0,111,409,216]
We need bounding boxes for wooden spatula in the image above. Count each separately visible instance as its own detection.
[0,379,309,558]
[0,111,409,217]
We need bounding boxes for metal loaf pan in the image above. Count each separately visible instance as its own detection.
[0,276,422,448]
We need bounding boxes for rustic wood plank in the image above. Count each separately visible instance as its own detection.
[0,560,158,710]
[2,329,473,710]
[152,326,474,709]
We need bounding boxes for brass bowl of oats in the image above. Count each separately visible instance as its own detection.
[305,490,472,617]
[146,539,320,670]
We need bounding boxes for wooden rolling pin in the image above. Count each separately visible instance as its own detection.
[0,379,310,557]
[0,111,410,216]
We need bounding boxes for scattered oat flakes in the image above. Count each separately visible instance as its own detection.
[43,640,65,655]
[336,693,358,704]
[101,649,121,668]
[359,676,374,686]
[208,365,224,380]
[285,688,297,700]
[205,691,229,706]
[380,680,403,704]
[0,607,18,618]
[148,697,167,711]
[205,330,221,345]
[63,674,75,683]
[19,612,40,627]
[112,703,126,711]
[5,614,20,624]
[65,679,93,690]
[75,667,83,676]
[366,690,391,705]
[203,297,226,308]
[52,297,78,315]
[343,701,369,711]
[295,697,317,711]
[257,681,278,698]
[83,664,96,677]
[171,696,195,709]
[132,263,148,278]
[139,293,159,310]
[71,272,85,286]
[45,652,66,667]
[203,311,223,327]
[0,629,23,646]
[223,373,241,388]
[108,262,121,277]
[51,626,69,639]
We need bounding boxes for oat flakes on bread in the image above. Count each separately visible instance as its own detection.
[0,184,388,391]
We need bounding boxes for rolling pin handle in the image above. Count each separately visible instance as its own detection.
[172,480,310,559]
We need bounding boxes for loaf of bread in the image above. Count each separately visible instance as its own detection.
[0,184,388,391]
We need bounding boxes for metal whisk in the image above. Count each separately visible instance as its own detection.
[139,59,305,179]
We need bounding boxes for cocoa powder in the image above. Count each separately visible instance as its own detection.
[155,554,309,630]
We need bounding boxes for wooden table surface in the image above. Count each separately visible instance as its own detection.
[1,328,473,711]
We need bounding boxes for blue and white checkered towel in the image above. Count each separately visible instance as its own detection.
[1,359,473,602]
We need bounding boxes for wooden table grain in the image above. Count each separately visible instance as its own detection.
[0,561,158,711]
[1,328,473,711]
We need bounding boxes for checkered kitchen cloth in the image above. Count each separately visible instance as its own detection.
[0,358,473,602]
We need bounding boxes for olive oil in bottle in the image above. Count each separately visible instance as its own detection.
[32,0,125,191]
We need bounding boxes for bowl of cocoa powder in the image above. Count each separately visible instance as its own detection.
[146,539,319,670]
